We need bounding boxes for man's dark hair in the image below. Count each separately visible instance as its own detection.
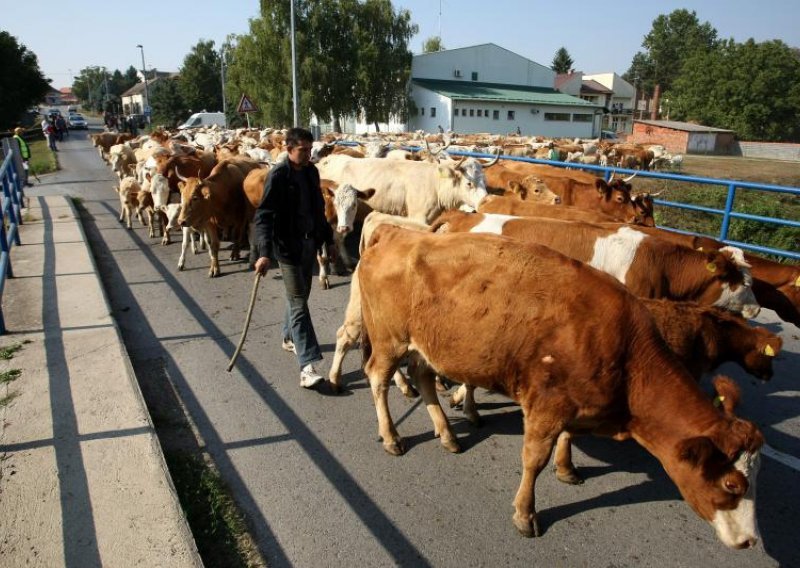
[285,127,314,148]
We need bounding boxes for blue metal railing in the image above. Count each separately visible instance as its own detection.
[0,150,25,334]
[334,142,799,261]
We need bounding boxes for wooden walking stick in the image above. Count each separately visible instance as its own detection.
[226,271,263,372]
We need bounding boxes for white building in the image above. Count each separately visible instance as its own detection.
[312,43,602,137]
[582,73,635,133]
[407,44,602,137]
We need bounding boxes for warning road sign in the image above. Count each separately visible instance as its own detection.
[237,94,258,113]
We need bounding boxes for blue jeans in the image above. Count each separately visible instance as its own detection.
[279,238,323,368]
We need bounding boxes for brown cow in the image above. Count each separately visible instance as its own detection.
[176,160,260,276]
[483,163,560,203]
[500,162,649,224]
[358,226,763,548]
[432,211,760,318]
[478,194,618,223]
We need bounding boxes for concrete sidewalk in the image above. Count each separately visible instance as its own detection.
[0,195,201,567]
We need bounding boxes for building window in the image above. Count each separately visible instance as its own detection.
[431,107,436,118]
[544,112,570,121]
[493,110,499,120]
[485,109,489,116]
[477,109,482,117]
[471,71,478,81]
[507,110,515,120]
[421,107,424,116]
[470,109,475,117]
[460,109,465,116]
[572,114,593,122]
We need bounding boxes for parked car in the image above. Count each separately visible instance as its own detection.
[600,130,620,141]
[67,105,78,113]
[178,112,226,129]
[68,114,88,129]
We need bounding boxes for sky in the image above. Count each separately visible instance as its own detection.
[4,0,799,89]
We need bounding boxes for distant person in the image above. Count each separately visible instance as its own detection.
[41,117,57,152]
[128,116,138,136]
[516,126,522,136]
[55,114,68,140]
[12,127,33,187]
[547,142,559,161]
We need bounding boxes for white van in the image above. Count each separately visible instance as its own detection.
[178,112,227,129]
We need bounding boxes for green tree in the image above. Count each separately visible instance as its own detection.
[668,39,800,142]
[72,66,108,112]
[423,36,444,53]
[624,9,718,97]
[354,0,417,130]
[150,77,189,128]
[180,40,223,114]
[551,47,574,74]
[0,31,50,129]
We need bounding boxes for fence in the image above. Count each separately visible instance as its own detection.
[370,144,799,261]
[0,145,25,334]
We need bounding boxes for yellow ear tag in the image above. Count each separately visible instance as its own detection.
[764,345,775,357]
[706,262,717,273]
[713,395,726,408]
[697,247,704,251]
[795,275,800,287]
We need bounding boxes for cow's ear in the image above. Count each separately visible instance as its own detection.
[508,180,526,199]
[145,172,151,181]
[357,188,376,200]
[178,181,185,191]
[595,179,610,197]
[201,186,212,199]
[324,185,336,198]
[712,375,740,414]
[677,436,716,467]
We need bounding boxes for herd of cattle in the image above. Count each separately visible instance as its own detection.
[90,125,799,551]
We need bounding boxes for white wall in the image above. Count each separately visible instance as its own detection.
[412,44,555,88]
[409,93,598,138]
[407,87,453,132]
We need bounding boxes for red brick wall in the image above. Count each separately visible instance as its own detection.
[630,124,689,153]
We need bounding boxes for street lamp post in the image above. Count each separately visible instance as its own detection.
[290,0,299,127]
[136,44,150,123]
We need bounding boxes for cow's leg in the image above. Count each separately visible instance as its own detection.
[333,231,351,274]
[553,431,583,485]
[409,354,460,453]
[317,246,331,290]
[512,409,561,538]
[364,351,403,456]
[450,384,480,426]
[177,227,191,271]
[207,227,221,277]
[125,204,133,229]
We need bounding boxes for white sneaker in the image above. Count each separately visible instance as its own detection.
[300,364,324,389]
[281,339,296,353]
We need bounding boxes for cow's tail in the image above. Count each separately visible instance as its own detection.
[361,315,372,370]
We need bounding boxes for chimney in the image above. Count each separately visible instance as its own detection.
[651,84,661,120]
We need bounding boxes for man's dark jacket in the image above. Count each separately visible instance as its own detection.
[253,160,334,264]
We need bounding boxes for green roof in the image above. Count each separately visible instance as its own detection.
[412,78,599,108]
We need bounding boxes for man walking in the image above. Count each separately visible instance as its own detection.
[12,128,33,187]
[253,128,336,389]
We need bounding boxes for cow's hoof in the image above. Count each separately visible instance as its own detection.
[465,412,482,427]
[328,380,341,395]
[320,277,330,290]
[555,468,584,485]
[383,438,405,456]
[401,384,419,399]
[441,437,461,453]
[513,514,541,538]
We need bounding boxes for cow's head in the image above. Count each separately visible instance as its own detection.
[594,178,639,223]
[148,173,171,210]
[363,141,390,158]
[326,183,376,234]
[176,176,208,228]
[438,157,490,209]
[740,327,782,381]
[631,192,657,226]
[671,376,763,549]
[311,140,337,163]
[705,247,760,318]
[164,203,183,232]
[508,176,560,204]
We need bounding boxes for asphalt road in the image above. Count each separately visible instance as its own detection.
[30,114,800,567]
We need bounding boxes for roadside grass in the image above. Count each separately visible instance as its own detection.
[0,341,28,360]
[0,340,28,408]
[165,450,256,568]
[0,392,20,408]
[0,369,22,384]
[28,139,58,175]
[633,155,800,259]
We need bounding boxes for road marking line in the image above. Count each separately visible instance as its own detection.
[763,444,800,471]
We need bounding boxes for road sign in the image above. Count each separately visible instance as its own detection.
[143,106,152,116]
[237,94,258,114]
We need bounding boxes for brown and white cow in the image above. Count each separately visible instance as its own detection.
[358,226,763,548]
[432,211,760,318]
[115,176,145,229]
[452,298,782,429]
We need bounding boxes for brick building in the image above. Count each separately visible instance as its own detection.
[631,120,736,154]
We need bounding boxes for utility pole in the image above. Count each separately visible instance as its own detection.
[102,67,110,110]
[290,0,300,127]
[220,48,227,128]
[136,44,150,123]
